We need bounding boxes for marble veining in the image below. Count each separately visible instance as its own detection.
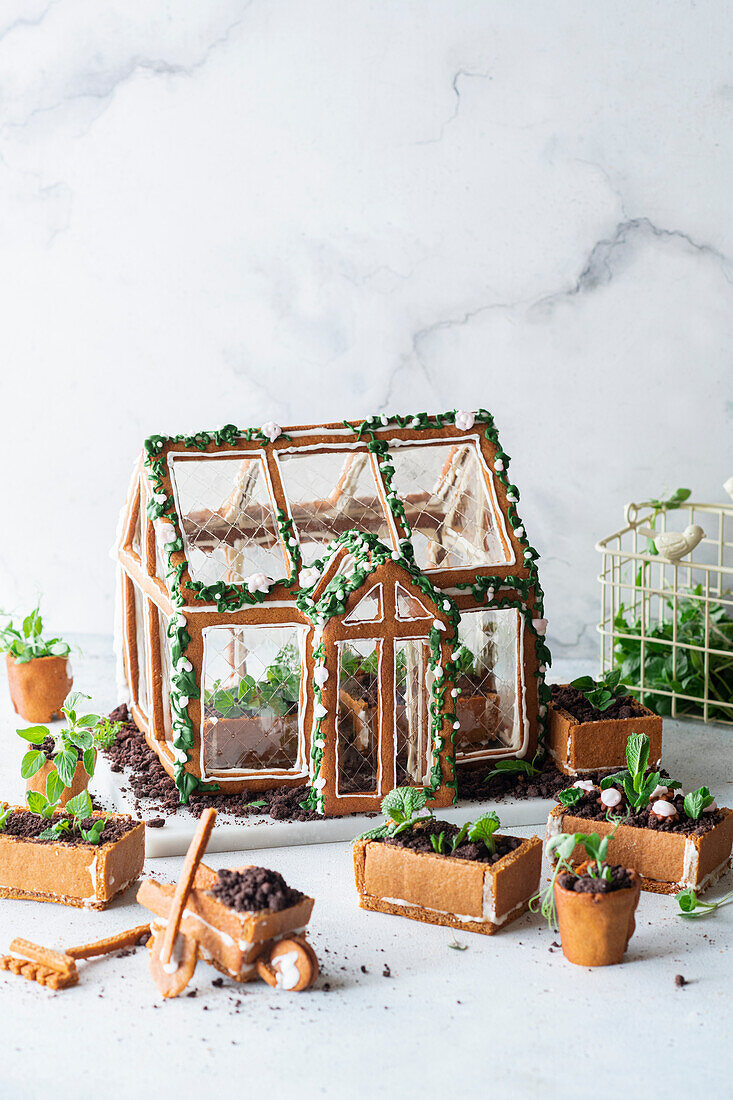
[1,1,731,660]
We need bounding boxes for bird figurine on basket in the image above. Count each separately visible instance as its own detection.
[637,523,705,563]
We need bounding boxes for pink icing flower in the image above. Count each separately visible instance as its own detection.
[454,410,475,431]
[261,421,282,442]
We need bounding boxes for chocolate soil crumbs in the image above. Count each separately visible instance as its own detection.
[557,865,635,893]
[556,789,723,836]
[106,705,573,821]
[550,683,649,723]
[211,867,303,912]
[1,810,137,845]
[382,819,521,864]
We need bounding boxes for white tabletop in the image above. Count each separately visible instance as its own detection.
[0,638,730,1100]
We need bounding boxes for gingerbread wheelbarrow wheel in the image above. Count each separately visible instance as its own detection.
[256,937,319,992]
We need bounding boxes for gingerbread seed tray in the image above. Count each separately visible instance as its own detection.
[546,689,662,777]
[353,834,542,935]
[0,808,145,910]
[547,805,733,895]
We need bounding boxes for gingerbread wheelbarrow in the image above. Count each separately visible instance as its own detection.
[137,810,319,998]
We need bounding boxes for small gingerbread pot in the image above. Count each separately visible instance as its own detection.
[26,754,94,807]
[6,654,72,723]
[554,866,641,966]
[546,689,662,777]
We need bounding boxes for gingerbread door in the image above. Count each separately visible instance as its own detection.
[314,559,455,816]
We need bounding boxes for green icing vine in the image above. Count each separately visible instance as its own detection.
[144,423,291,457]
[296,530,460,814]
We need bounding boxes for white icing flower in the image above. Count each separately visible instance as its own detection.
[532,618,548,635]
[524,550,533,559]
[506,492,518,503]
[514,526,525,539]
[246,572,272,594]
[175,614,187,628]
[178,696,189,708]
[433,619,446,632]
[314,737,326,749]
[313,666,329,688]
[494,459,504,472]
[454,410,475,431]
[452,721,460,731]
[380,414,389,425]
[299,566,320,589]
[260,421,282,442]
[313,702,328,721]
[539,664,547,674]
[573,780,595,791]
[538,704,547,717]
[391,551,400,561]
[652,800,677,818]
[177,658,193,673]
[600,788,622,808]
[451,688,458,698]
[486,587,495,600]
[153,492,167,504]
[313,777,327,791]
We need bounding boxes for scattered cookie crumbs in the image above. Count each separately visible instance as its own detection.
[382,964,392,978]
[675,974,687,987]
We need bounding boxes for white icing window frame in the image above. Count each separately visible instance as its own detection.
[333,637,385,801]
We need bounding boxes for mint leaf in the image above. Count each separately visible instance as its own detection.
[66,790,93,821]
[381,786,427,824]
[468,811,501,853]
[557,787,584,808]
[599,772,627,790]
[21,750,47,779]
[16,725,49,744]
[684,786,713,821]
[45,769,64,805]
[55,749,78,788]
[626,733,650,780]
[82,748,96,777]
[26,791,47,815]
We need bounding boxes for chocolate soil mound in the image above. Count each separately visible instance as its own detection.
[557,865,636,893]
[2,809,136,845]
[211,866,303,912]
[557,788,723,836]
[383,818,521,865]
[551,683,648,723]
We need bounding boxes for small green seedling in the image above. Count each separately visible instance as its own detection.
[358,786,433,841]
[530,831,615,930]
[683,786,715,821]
[0,803,11,831]
[483,757,541,784]
[430,831,448,854]
[598,732,676,812]
[557,787,585,808]
[0,606,70,663]
[570,669,626,713]
[17,692,120,788]
[676,885,733,919]
[26,770,66,819]
[468,811,501,855]
[38,790,108,844]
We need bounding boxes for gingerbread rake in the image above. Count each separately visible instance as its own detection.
[138,809,319,998]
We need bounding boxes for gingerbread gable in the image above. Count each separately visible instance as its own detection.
[115,411,551,811]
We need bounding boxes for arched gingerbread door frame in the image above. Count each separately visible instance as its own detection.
[316,558,456,816]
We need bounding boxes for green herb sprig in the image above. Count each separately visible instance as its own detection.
[597,732,676,812]
[483,757,541,784]
[676,886,733,918]
[0,606,70,663]
[531,831,615,930]
[38,790,108,844]
[358,786,432,841]
[569,669,626,713]
[17,693,120,788]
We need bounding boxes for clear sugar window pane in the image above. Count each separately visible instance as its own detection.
[278,451,392,566]
[454,608,523,758]
[202,624,302,773]
[133,584,150,716]
[157,607,173,741]
[394,638,432,785]
[389,441,510,570]
[169,455,287,586]
[336,640,379,794]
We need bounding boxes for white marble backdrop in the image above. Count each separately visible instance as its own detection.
[0,0,731,655]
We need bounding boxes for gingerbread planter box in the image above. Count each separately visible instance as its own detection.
[353,831,542,934]
[547,686,662,777]
[114,410,550,814]
[547,805,733,895]
[0,809,145,910]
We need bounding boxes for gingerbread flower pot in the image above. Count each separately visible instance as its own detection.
[26,753,94,808]
[547,683,661,777]
[554,865,641,967]
[6,654,73,724]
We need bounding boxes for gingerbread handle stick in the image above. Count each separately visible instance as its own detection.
[159,808,217,968]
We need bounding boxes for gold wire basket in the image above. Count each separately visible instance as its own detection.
[596,498,733,724]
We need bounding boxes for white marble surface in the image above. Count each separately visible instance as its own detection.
[0,640,731,1099]
[1,2,732,658]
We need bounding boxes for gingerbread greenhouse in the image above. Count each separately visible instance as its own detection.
[115,411,551,815]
